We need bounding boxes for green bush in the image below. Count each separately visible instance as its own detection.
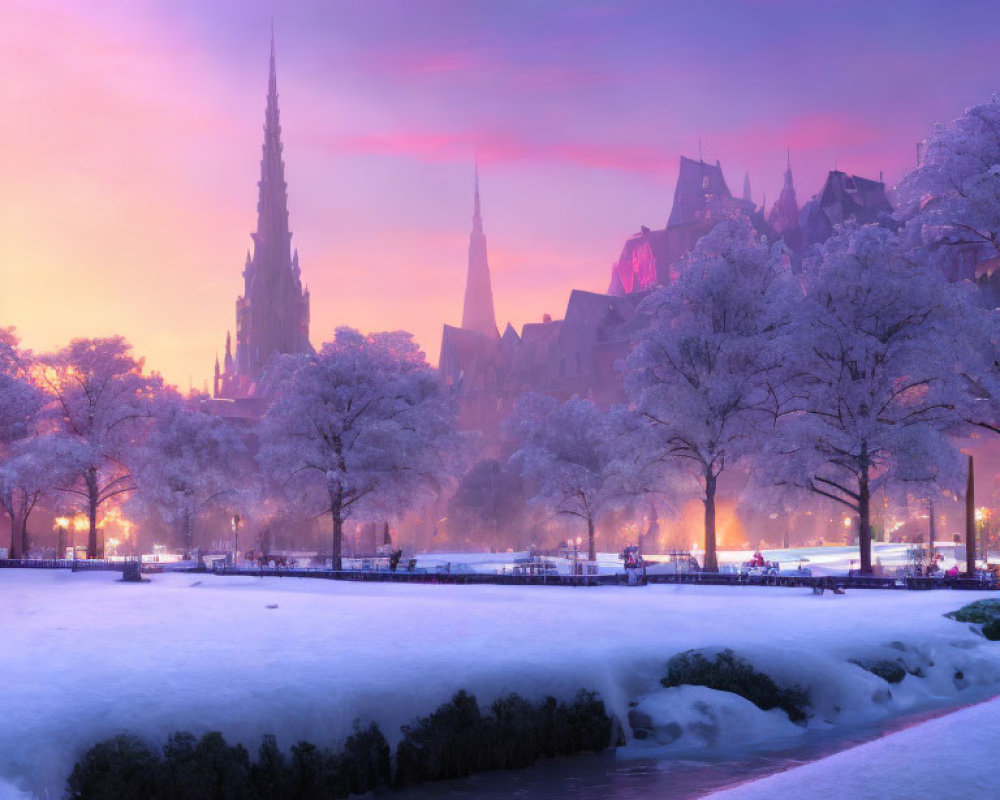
[249,735,291,800]
[395,689,486,786]
[68,689,614,796]
[66,733,161,800]
[849,658,907,684]
[394,689,614,787]
[338,722,391,796]
[159,731,252,800]
[982,619,1000,641]
[947,599,1000,624]
[662,649,810,723]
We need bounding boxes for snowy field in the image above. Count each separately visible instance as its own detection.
[2,570,999,798]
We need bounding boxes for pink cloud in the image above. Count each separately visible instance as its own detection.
[314,128,673,176]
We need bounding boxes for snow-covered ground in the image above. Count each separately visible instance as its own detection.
[1,569,998,798]
[705,694,1000,800]
[416,541,965,577]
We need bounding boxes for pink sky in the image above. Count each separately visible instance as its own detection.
[2,0,998,389]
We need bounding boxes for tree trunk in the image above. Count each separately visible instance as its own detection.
[84,467,100,558]
[858,468,872,575]
[927,498,936,561]
[587,516,596,562]
[966,454,976,577]
[704,471,718,572]
[331,486,344,571]
[7,510,24,559]
[18,514,29,559]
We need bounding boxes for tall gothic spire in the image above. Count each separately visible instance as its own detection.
[252,22,290,258]
[461,163,499,339]
[742,172,752,204]
[217,26,311,399]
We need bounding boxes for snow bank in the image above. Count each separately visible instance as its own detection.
[2,570,999,797]
[705,694,1000,800]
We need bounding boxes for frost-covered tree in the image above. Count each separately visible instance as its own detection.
[1,434,84,558]
[259,328,456,569]
[0,331,50,557]
[898,96,1000,266]
[625,218,796,571]
[448,458,528,551]
[130,394,249,552]
[767,224,971,573]
[508,394,630,561]
[39,338,161,557]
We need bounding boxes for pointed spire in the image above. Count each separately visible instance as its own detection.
[473,158,483,235]
[742,172,752,204]
[461,163,499,339]
[253,23,290,257]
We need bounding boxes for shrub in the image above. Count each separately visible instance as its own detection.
[662,649,810,723]
[160,731,252,800]
[488,693,543,769]
[395,690,486,786]
[982,619,1000,641]
[249,735,291,800]
[849,658,907,684]
[66,733,161,800]
[395,689,614,786]
[338,722,391,796]
[947,599,1000,624]
[290,741,337,800]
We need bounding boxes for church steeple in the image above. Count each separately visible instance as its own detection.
[216,25,311,399]
[461,163,499,339]
[252,22,290,259]
[742,172,752,204]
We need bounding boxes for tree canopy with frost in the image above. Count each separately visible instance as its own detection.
[130,393,249,552]
[507,394,634,561]
[625,217,796,571]
[39,337,161,557]
[765,223,971,573]
[0,331,54,557]
[448,458,528,551]
[897,95,1000,267]
[259,328,456,569]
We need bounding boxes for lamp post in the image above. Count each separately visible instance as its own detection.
[72,514,88,569]
[843,516,853,546]
[975,507,989,573]
[54,516,69,562]
[231,514,241,565]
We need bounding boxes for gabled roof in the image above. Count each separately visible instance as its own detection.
[667,156,734,228]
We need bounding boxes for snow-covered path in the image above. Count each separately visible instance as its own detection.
[706,694,1000,800]
[1,570,999,798]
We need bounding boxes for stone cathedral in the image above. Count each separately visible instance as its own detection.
[214,32,311,403]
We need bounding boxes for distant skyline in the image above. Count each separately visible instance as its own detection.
[2,0,1000,389]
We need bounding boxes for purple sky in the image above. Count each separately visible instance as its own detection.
[2,0,998,387]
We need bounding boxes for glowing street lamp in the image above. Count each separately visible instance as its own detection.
[54,516,70,561]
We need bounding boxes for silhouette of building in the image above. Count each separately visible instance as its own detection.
[799,169,894,252]
[440,154,901,443]
[608,156,768,296]
[214,30,311,402]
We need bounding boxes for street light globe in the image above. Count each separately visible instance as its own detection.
[54,516,70,529]
[975,507,987,523]
[843,517,852,529]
